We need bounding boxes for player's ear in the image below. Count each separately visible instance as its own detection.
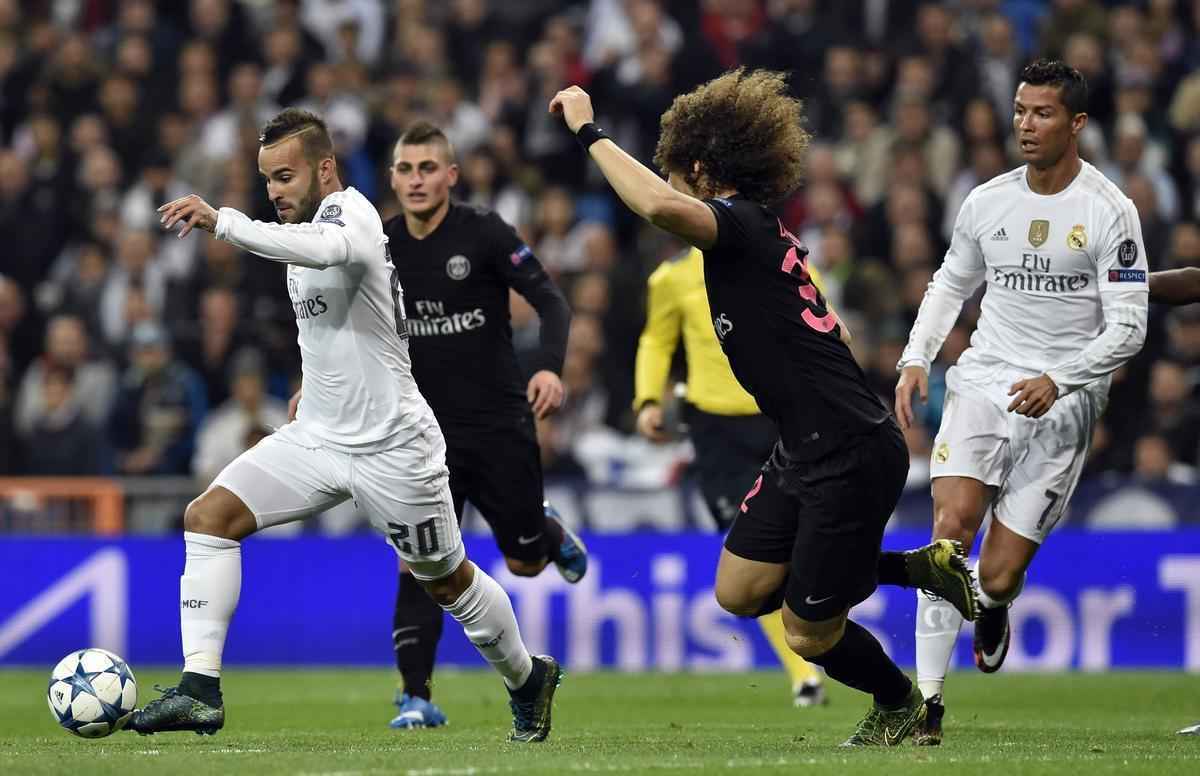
[319,156,336,184]
[447,163,460,188]
[1071,112,1088,136]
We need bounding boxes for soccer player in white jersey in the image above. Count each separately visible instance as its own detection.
[894,61,1149,745]
[130,109,562,743]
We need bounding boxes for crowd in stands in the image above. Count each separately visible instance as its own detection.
[3,0,1200,497]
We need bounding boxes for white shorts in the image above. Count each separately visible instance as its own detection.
[209,421,463,580]
[930,366,1100,544]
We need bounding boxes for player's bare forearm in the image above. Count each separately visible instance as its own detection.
[587,140,716,249]
[1149,268,1200,306]
[549,85,716,248]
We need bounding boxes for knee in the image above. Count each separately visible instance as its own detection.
[932,501,979,546]
[979,564,1024,603]
[715,583,765,618]
[184,495,237,539]
[784,620,845,658]
[420,559,474,607]
[505,557,547,578]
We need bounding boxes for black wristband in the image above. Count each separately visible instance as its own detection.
[575,122,609,150]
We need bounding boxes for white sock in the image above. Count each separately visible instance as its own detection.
[442,563,533,690]
[915,591,963,700]
[180,531,242,678]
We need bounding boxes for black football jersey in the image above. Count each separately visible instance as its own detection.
[702,195,889,462]
[384,202,569,430]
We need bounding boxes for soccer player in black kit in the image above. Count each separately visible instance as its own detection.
[380,121,586,729]
[551,70,980,746]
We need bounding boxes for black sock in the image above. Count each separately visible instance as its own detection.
[179,671,222,708]
[876,551,911,587]
[542,504,565,560]
[807,620,912,708]
[393,571,445,701]
[510,656,547,702]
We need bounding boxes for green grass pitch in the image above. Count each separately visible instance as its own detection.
[2,669,1199,775]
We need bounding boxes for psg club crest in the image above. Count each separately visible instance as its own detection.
[446,254,471,280]
[1028,219,1049,248]
[1068,224,1087,251]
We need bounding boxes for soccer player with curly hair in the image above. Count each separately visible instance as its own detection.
[551,69,979,746]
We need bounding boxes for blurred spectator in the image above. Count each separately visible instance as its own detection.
[1039,0,1107,61]
[976,13,1020,125]
[174,287,254,409]
[120,147,196,280]
[199,62,280,165]
[261,25,311,109]
[0,147,65,290]
[1134,434,1198,485]
[534,186,591,274]
[1166,221,1200,269]
[20,365,111,475]
[193,348,288,485]
[1145,360,1200,466]
[0,274,37,377]
[301,0,383,67]
[109,321,206,476]
[834,100,893,209]
[99,228,167,349]
[460,146,533,230]
[14,314,116,437]
[1102,113,1178,224]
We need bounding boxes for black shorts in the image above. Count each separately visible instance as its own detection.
[723,419,908,621]
[442,415,547,563]
[684,405,777,531]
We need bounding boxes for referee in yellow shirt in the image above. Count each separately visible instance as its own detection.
[634,246,826,707]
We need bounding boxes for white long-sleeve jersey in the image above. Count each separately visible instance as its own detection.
[215,187,435,453]
[899,161,1148,403]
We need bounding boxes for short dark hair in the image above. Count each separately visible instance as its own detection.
[259,108,334,163]
[1019,59,1088,115]
[395,120,456,163]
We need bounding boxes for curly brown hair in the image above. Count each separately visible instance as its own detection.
[653,68,810,204]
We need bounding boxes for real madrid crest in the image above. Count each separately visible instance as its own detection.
[446,254,471,280]
[1028,219,1049,248]
[1067,224,1087,251]
[934,443,949,464]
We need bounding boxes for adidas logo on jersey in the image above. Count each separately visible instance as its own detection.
[991,228,1008,241]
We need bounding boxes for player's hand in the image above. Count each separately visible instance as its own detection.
[894,365,929,431]
[548,86,595,134]
[158,194,218,238]
[1007,374,1059,418]
[287,388,302,422]
[527,370,565,420]
[636,403,669,444]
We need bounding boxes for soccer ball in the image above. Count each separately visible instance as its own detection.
[47,648,138,738]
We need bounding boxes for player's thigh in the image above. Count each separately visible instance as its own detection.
[991,389,1096,545]
[458,419,548,563]
[930,476,996,544]
[930,383,1011,488]
[784,422,909,623]
[209,424,350,531]
[717,460,796,612]
[352,428,465,582]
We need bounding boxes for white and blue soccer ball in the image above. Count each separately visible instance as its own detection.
[47,648,138,738]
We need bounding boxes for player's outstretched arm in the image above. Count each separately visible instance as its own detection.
[549,87,717,249]
[159,194,353,269]
[1149,268,1200,306]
